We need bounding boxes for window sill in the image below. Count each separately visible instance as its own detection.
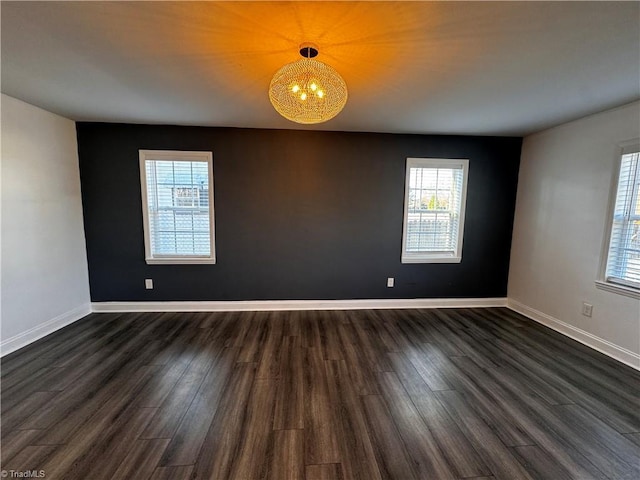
[146,257,216,265]
[595,280,640,299]
[401,255,462,264]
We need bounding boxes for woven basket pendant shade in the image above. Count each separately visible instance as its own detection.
[269,44,347,124]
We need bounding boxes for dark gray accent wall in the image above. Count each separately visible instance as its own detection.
[77,123,521,301]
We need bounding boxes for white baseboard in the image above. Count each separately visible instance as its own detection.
[507,299,640,371]
[91,297,507,313]
[1,303,92,357]
[6,298,636,372]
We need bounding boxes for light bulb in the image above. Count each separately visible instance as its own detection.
[317,90,324,98]
[292,85,300,93]
[300,92,307,101]
[310,83,317,91]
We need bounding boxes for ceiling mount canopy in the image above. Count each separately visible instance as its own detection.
[269,43,348,125]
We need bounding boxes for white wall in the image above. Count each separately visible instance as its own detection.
[509,101,640,368]
[1,94,91,355]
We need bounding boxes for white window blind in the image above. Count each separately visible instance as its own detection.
[605,146,640,289]
[401,158,469,263]
[139,150,215,264]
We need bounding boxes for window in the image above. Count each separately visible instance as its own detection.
[139,150,215,264]
[599,142,640,296]
[401,158,469,263]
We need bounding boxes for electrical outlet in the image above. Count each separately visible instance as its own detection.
[582,302,593,317]
[145,279,153,290]
[387,277,394,288]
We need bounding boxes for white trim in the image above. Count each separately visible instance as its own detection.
[91,297,507,313]
[145,258,217,265]
[507,299,640,371]
[139,149,216,265]
[401,254,462,264]
[0,303,91,357]
[597,140,640,293]
[401,157,469,264]
[16,299,635,371]
[595,280,640,299]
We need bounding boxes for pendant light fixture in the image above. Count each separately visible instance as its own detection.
[269,43,348,124]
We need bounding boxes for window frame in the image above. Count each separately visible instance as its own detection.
[401,157,469,264]
[139,149,216,265]
[596,140,640,299]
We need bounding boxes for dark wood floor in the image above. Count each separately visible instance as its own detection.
[1,308,639,480]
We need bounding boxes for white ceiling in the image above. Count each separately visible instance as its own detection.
[2,1,639,136]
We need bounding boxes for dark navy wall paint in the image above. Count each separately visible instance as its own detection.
[76,123,522,301]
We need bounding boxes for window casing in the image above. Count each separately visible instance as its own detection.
[598,142,640,297]
[401,158,469,263]
[139,150,215,264]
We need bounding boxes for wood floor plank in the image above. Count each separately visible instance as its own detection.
[408,390,492,478]
[159,346,237,466]
[511,445,576,480]
[359,394,418,480]
[325,360,382,480]
[364,310,401,353]
[303,347,341,465]
[1,317,132,410]
[269,429,304,480]
[255,312,285,379]
[305,464,344,480]
[305,463,344,480]
[622,432,640,449]
[227,377,277,479]
[475,310,640,432]
[2,308,638,480]
[386,351,431,396]
[347,310,393,372]
[0,391,58,436]
[440,354,537,447]
[319,311,343,361]
[197,310,233,331]
[136,326,207,408]
[379,311,414,351]
[34,363,160,445]
[236,311,268,362]
[284,310,303,337]
[405,343,454,391]
[15,316,165,433]
[551,404,640,479]
[150,465,194,480]
[0,444,58,475]
[411,309,467,356]
[301,311,322,349]
[422,309,501,370]
[190,362,256,480]
[1,429,43,464]
[479,340,575,405]
[435,389,535,480]
[1,357,60,395]
[273,336,304,430]
[514,315,640,395]
[334,324,380,396]
[475,358,615,479]
[59,407,159,480]
[111,438,170,480]
[141,330,224,439]
[36,372,159,478]
[376,371,456,479]
[43,314,136,368]
[1,313,106,375]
